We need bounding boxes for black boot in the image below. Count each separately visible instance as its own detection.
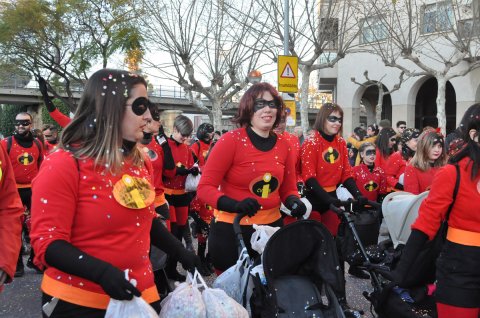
[197,242,212,276]
[205,252,215,274]
[15,252,25,277]
[338,297,364,318]
[348,265,370,279]
[182,223,195,252]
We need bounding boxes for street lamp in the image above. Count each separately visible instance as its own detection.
[248,70,262,84]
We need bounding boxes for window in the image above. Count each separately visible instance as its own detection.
[422,1,454,34]
[360,16,387,44]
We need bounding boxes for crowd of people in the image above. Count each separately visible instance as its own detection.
[0,68,478,318]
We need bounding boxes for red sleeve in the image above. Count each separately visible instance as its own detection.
[49,109,71,128]
[378,168,388,195]
[197,134,236,208]
[0,144,23,282]
[404,165,420,194]
[300,139,318,182]
[30,151,79,266]
[190,142,200,160]
[385,152,402,188]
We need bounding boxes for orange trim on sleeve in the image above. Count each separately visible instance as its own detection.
[447,227,480,247]
[164,188,186,195]
[41,274,159,310]
[214,207,281,225]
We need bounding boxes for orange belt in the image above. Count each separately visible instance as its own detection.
[154,193,167,207]
[164,188,186,195]
[322,185,337,192]
[214,207,281,225]
[447,227,480,247]
[16,183,32,189]
[41,274,160,309]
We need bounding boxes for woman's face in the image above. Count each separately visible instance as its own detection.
[323,110,342,136]
[144,118,161,134]
[406,138,418,151]
[388,135,396,149]
[122,84,151,142]
[172,127,190,144]
[250,91,278,133]
[428,143,443,161]
[362,147,376,165]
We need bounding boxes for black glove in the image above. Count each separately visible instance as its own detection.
[305,177,340,207]
[217,196,261,217]
[176,166,190,176]
[155,203,170,220]
[177,248,202,272]
[378,229,428,287]
[395,182,404,191]
[285,195,307,218]
[38,77,56,112]
[189,166,199,176]
[97,265,141,300]
[355,195,368,206]
[190,211,209,234]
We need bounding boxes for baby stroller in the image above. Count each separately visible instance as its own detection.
[232,213,346,318]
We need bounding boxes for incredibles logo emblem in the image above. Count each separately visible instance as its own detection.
[322,147,339,164]
[202,150,208,159]
[250,173,279,198]
[112,174,155,209]
[17,152,34,166]
[364,181,378,192]
[146,148,158,161]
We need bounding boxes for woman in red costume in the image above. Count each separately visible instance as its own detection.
[30,69,198,318]
[197,82,306,273]
[404,129,447,194]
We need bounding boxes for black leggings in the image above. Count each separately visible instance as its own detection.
[41,293,161,318]
[208,218,283,272]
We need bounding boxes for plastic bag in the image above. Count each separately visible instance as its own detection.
[105,270,158,318]
[213,248,251,305]
[160,271,206,318]
[250,224,280,254]
[279,197,313,220]
[185,164,201,192]
[336,184,353,201]
[203,288,249,318]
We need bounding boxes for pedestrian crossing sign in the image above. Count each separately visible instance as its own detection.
[278,55,298,93]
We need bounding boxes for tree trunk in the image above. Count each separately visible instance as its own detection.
[436,77,447,135]
[299,65,312,134]
[211,100,223,131]
[375,84,384,124]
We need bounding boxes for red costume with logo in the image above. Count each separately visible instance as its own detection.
[351,163,387,202]
[0,144,23,290]
[30,150,159,309]
[404,165,441,195]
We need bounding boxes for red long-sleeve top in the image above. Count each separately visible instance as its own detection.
[30,150,159,309]
[351,163,387,202]
[385,151,407,189]
[190,140,210,169]
[374,149,390,172]
[162,138,194,192]
[0,144,23,285]
[49,109,71,128]
[404,165,441,195]
[44,141,59,155]
[301,130,352,191]
[412,158,480,240]
[0,137,43,186]
[139,138,166,203]
[197,128,298,225]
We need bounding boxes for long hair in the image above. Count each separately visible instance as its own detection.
[410,130,447,172]
[312,103,344,136]
[232,82,284,129]
[60,69,147,173]
[450,103,480,180]
[375,128,397,158]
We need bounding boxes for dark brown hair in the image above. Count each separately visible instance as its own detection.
[232,82,284,129]
[312,103,344,135]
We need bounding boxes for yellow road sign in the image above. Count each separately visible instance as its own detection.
[278,55,298,93]
[284,100,296,126]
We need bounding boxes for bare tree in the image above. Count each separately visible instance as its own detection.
[351,70,406,123]
[242,0,361,132]
[138,0,271,129]
[356,0,480,134]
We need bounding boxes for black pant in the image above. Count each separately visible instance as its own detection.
[42,293,161,318]
[18,187,32,210]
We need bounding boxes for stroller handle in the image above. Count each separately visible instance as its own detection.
[329,199,381,215]
[233,212,249,253]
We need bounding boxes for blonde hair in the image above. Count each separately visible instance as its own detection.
[410,130,447,172]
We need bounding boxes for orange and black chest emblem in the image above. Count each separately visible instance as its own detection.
[202,150,208,159]
[250,173,279,198]
[17,152,34,165]
[322,147,340,164]
[364,181,378,192]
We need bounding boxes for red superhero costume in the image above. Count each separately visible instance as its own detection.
[385,150,407,190]
[0,144,23,290]
[30,150,159,309]
[140,138,167,208]
[404,165,441,195]
[49,108,71,128]
[44,140,59,155]
[190,140,210,168]
[374,149,390,172]
[197,128,298,226]
[351,163,387,202]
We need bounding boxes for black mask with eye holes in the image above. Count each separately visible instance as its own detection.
[196,123,214,143]
[130,97,160,121]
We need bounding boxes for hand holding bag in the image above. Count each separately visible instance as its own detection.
[185,163,201,192]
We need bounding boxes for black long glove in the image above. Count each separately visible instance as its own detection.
[305,177,340,206]
[155,203,170,220]
[343,177,368,206]
[378,229,428,287]
[394,182,404,191]
[176,166,190,176]
[285,195,307,218]
[38,77,56,113]
[45,240,141,300]
[217,196,261,217]
[189,166,199,176]
[150,217,201,272]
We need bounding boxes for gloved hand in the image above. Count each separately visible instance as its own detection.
[97,265,141,300]
[189,166,199,176]
[285,195,307,218]
[38,76,49,97]
[394,182,404,191]
[328,197,342,207]
[176,166,190,176]
[177,247,202,272]
[155,203,170,220]
[355,195,368,206]
[235,198,261,217]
